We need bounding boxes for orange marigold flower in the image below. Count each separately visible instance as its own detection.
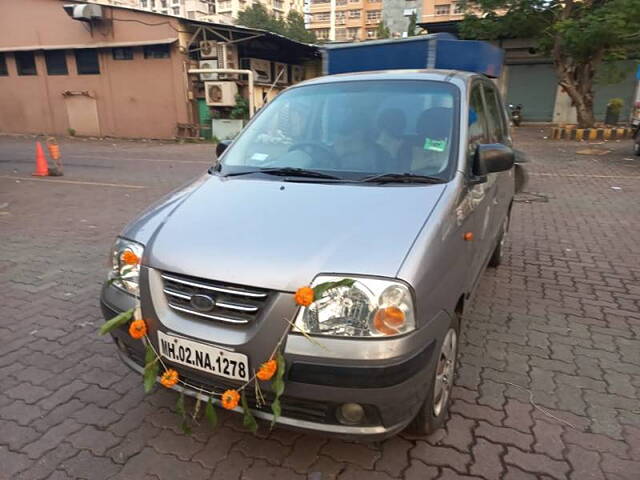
[160,369,179,388]
[256,359,277,381]
[294,286,314,307]
[221,389,240,410]
[121,250,139,265]
[128,319,147,339]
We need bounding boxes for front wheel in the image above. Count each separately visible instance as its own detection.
[405,317,459,436]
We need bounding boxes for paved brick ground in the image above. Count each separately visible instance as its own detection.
[1,129,639,480]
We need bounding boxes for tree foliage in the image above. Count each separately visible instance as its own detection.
[376,21,391,39]
[459,0,640,127]
[237,4,316,43]
[407,12,417,37]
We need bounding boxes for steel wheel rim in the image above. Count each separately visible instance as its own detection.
[433,328,457,417]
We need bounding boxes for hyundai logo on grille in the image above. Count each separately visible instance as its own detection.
[189,294,216,312]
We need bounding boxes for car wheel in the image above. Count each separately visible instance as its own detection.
[406,315,459,436]
[634,140,640,156]
[488,215,509,268]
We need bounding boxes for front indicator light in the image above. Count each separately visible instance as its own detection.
[373,306,406,336]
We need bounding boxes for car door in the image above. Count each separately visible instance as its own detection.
[481,82,515,246]
[460,80,494,294]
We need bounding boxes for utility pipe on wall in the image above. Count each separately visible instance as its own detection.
[187,68,255,118]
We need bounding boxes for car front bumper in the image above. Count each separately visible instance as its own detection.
[101,275,448,440]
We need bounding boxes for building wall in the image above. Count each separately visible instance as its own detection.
[308,0,385,41]
[419,0,463,24]
[0,0,190,138]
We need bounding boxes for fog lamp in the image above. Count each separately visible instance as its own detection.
[337,403,365,425]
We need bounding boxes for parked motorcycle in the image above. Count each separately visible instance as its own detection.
[509,104,523,127]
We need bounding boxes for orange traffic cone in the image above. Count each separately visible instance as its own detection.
[32,141,49,176]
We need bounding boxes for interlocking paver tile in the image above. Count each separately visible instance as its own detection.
[2,129,639,479]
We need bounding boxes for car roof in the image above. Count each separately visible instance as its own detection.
[297,69,479,88]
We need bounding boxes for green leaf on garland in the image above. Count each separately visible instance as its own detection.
[99,308,134,335]
[176,391,186,417]
[241,391,258,433]
[176,392,192,435]
[312,278,355,301]
[143,343,158,394]
[270,350,286,427]
[205,396,217,429]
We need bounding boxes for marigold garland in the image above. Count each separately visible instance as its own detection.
[128,319,147,339]
[256,359,277,381]
[294,286,314,306]
[221,389,240,410]
[160,369,179,388]
[100,276,354,435]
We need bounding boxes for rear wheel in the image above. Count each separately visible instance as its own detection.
[488,214,509,268]
[406,315,459,436]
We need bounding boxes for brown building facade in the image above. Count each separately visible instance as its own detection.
[308,0,384,42]
[0,0,317,139]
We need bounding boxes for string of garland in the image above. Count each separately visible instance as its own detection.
[100,275,353,434]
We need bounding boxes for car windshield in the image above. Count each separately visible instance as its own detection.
[220,80,459,181]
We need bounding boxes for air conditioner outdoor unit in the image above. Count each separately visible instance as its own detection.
[240,58,272,84]
[205,81,238,106]
[199,59,218,81]
[291,65,304,84]
[273,62,289,85]
[200,41,217,59]
[217,44,239,79]
[64,4,103,21]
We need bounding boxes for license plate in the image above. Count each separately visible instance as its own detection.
[157,331,249,382]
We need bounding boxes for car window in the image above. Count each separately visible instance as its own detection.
[482,83,507,144]
[467,83,489,161]
[220,80,459,181]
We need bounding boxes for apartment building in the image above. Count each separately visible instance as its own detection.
[308,0,418,42]
[308,0,383,41]
[135,0,215,18]
[211,0,304,20]
[419,0,464,26]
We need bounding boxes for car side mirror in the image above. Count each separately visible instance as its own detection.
[473,144,515,177]
[215,139,232,159]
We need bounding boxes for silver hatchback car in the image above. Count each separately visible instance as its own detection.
[101,70,516,439]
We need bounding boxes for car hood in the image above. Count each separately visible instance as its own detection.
[145,175,447,292]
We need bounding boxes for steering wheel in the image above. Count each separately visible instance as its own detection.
[288,142,339,169]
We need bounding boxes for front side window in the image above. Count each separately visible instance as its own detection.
[220,80,459,181]
[15,52,37,76]
[75,49,100,75]
[467,83,489,164]
[482,83,508,143]
[0,53,8,76]
[144,45,170,59]
[45,50,68,75]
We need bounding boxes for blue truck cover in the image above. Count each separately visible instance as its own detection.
[323,33,504,78]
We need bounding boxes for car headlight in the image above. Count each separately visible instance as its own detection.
[293,276,416,338]
[109,237,144,296]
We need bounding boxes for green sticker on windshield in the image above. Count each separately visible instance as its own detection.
[423,138,448,152]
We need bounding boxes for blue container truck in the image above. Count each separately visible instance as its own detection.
[323,33,504,78]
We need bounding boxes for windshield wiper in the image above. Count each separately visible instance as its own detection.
[360,172,446,184]
[224,167,343,180]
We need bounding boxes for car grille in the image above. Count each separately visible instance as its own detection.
[161,271,271,325]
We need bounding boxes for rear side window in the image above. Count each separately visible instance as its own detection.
[0,53,8,76]
[15,51,37,75]
[45,50,68,75]
[483,84,508,143]
[75,49,100,75]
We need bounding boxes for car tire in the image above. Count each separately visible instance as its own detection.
[405,313,460,436]
[488,214,509,268]
[634,140,640,156]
